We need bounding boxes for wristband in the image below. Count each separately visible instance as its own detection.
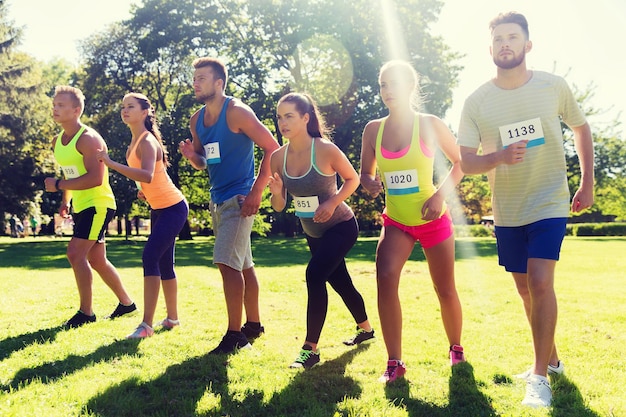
[55,179,62,191]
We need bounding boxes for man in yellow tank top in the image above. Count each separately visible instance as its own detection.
[44,86,136,328]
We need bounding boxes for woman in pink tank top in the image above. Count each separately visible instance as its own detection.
[360,60,466,383]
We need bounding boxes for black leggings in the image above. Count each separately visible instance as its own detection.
[304,217,368,344]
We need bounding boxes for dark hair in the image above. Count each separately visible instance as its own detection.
[489,12,529,39]
[192,57,228,91]
[277,92,328,139]
[124,92,169,166]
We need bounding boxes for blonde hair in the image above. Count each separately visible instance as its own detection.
[378,60,423,111]
[54,85,85,115]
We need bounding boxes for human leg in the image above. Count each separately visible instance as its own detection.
[242,266,261,323]
[423,235,462,348]
[66,237,98,315]
[375,225,415,361]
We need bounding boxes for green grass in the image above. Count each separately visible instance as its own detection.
[0,235,624,417]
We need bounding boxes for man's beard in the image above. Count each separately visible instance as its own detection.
[195,91,216,103]
[493,49,525,70]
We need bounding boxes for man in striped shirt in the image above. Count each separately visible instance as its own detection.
[457,12,594,408]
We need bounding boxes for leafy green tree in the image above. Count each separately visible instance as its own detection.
[0,0,57,233]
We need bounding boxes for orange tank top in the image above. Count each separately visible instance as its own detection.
[127,132,184,209]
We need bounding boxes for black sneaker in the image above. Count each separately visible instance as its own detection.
[64,310,96,328]
[343,326,375,346]
[105,302,137,319]
[289,344,320,369]
[209,331,252,355]
[241,321,265,339]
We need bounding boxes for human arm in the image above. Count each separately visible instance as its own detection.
[96,134,158,183]
[230,101,279,216]
[313,141,360,223]
[359,121,384,197]
[421,115,465,220]
[570,122,594,212]
[268,147,287,212]
[459,139,528,175]
[179,111,208,171]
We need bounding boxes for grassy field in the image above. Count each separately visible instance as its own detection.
[0,234,624,417]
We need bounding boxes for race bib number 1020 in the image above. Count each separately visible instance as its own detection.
[384,169,419,195]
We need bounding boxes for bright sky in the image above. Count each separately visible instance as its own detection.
[7,0,625,131]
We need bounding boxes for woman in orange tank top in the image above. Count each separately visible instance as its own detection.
[97,93,188,339]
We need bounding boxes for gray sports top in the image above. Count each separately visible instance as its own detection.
[282,138,354,238]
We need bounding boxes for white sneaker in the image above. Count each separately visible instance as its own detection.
[522,374,552,408]
[515,360,564,379]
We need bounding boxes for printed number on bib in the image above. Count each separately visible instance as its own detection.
[203,142,221,164]
[385,169,419,195]
[499,117,545,149]
[293,196,319,218]
[62,165,80,179]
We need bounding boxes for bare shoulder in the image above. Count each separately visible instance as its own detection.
[77,126,106,152]
[362,118,384,146]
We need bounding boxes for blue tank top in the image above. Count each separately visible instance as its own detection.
[195,97,255,204]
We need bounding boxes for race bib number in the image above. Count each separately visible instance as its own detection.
[499,117,545,149]
[61,165,80,179]
[203,142,221,164]
[384,169,419,195]
[293,196,319,218]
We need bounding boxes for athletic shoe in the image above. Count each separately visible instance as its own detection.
[343,326,375,346]
[157,317,180,330]
[241,321,264,339]
[127,322,154,339]
[289,344,320,369]
[449,344,466,365]
[105,302,137,319]
[515,360,564,379]
[209,331,251,355]
[64,310,96,328]
[522,374,552,408]
[378,359,407,383]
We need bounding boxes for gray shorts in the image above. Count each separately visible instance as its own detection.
[210,195,255,271]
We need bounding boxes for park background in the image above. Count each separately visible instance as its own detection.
[0,1,625,415]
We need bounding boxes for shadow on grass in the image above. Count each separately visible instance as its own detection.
[551,374,601,417]
[385,362,498,417]
[0,325,65,361]
[0,235,499,271]
[2,338,141,391]
[84,344,370,417]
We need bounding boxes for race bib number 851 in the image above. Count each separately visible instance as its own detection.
[293,196,319,218]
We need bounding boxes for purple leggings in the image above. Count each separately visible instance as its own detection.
[142,199,188,279]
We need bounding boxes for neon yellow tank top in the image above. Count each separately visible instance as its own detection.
[54,126,116,213]
[375,115,443,226]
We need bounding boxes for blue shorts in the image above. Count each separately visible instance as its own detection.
[495,218,567,273]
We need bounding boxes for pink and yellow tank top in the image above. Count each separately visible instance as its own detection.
[127,132,184,209]
[375,115,444,226]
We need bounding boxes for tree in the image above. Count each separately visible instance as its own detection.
[0,0,57,233]
[73,0,461,235]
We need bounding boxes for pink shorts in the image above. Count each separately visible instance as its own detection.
[382,211,454,249]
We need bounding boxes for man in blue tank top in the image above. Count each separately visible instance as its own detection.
[179,57,279,355]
